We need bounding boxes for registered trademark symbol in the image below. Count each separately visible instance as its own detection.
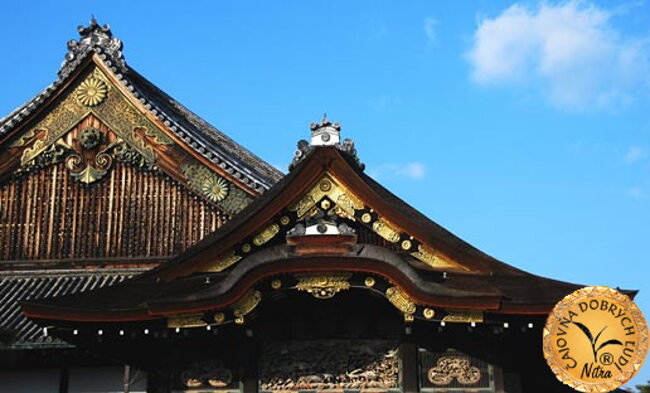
[600,352,614,366]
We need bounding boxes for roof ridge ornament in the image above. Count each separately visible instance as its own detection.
[289,115,365,171]
[310,113,340,146]
[59,17,126,77]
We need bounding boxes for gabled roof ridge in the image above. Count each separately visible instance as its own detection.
[122,67,283,189]
[355,167,526,276]
[144,144,527,280]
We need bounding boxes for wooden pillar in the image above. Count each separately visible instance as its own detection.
[493,360,505,393]
[242,333,260,393]
[400,341,418,393]
[487,334,505,393]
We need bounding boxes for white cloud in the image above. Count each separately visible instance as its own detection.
[424,17,437,42]
[466,1,650,110]
[370,162,427,180]
[624,146,646,163]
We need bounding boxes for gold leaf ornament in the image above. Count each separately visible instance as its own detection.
[202,175,229,202]
[295,274,352,299]
[76,77,108,107]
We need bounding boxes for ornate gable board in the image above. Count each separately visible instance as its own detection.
[176,114,471,274]
[148,131,498,325]
[197,172,470,275]
[148,123,494,283]
[1,59,253,215]
[0,18,280,214]
[288,173,470,272]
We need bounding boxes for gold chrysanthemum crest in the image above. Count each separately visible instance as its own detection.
[76,77,108,107]
[202,175,229,202]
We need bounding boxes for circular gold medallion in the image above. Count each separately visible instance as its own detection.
[319,179,332,192]
[213,312,225,324]
[543,286,648,392]
[76,77,108,107]
[401,239,412,251]
[423,308,435,319]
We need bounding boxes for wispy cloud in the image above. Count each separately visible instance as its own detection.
[424,17,437,42]
[369,162,427,180]
[624,146,646,163]
[627,186,646,199]
[466,1,650,110]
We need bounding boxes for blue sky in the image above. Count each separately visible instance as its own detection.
[2,0,650,389]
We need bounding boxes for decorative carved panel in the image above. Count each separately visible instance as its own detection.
[172,359,241,393]
[287,174,468,272]
[182,164,253,214]
[13,67,169,170]
[7,64,252,214]
[260,340,401,392]
[419,349,494,392]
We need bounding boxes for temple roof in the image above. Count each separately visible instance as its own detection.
[0,18,282,193]
[0,269,140,348]
[23,119,632,326]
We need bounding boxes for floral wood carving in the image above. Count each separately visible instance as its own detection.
[179,360,233,389]
[295,274,352,299]
[16,67,169,170]
[182,164,253,213]
[260,340,399,391]
[14,123,154,184]
[427,357,481,385]
[65,127,155,184]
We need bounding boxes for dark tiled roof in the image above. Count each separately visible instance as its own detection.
[0,269,143,349]
[124,68,283,188]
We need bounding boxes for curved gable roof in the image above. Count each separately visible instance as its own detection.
[23,129,623,323]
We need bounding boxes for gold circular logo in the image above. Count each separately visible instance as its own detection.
[543,286,649,392]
